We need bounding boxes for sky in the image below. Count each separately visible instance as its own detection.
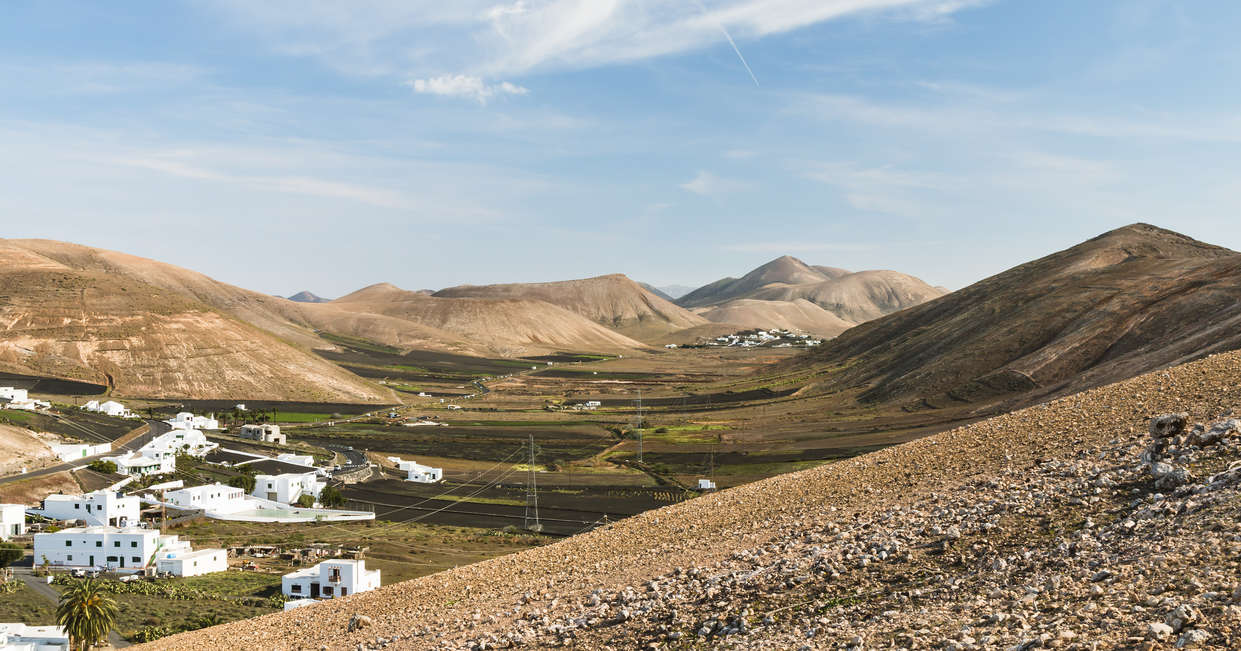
[3,0,1241,297]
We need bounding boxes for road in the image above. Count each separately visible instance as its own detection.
[324,444,369,475]
[0,419,169,486]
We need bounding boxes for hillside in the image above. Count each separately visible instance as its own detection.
[676,256,946,330]
[152,347,1241,650]
[796,224,1241,411]
[287,291,330,303]
[0,240,392,402]
[696,298,853,336]
[432,274,707,340]
[331,282,646,355]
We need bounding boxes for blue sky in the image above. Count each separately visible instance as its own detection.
[2,0,1240,296]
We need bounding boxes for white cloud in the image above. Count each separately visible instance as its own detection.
[680,170,751,196]
[205,0,988,77]
[407,75,529,104]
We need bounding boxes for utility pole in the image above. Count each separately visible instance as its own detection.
[524,435,540,532]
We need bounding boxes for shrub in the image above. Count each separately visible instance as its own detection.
[295,495,314,508]
[228,475,256,492]
[319,485,345,508]
[0,543,23,568]
[88,460,117,474]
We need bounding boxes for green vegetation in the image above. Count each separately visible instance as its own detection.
[57,578,119,650]
[0,543,23,568]
[318,331,403,355]
[228,474,256,492]
[87,460,117,474]
[0,583,57,623]
[320,485,345,508]
[270,411,339,423]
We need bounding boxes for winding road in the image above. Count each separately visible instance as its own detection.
[0,419,169,487]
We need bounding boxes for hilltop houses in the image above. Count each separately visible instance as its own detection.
[282,559,379,601]
[1,504,26,540]
[252,472,324,505]
[82,400,135,418]
[167,412,219,431]
[101,428,217,476]
[238,423,285,445]
[33,526,226,576]
[387,457,442,483]
[31,490,140,527]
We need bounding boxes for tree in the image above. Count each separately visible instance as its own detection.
[56,578,119,650]
[0,543,22,568]
[87,460,117,474]
[228,474,256,493]
[319,485,345,508]
[295,494,314,508]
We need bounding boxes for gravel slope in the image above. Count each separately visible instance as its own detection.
[151,349,1241,650]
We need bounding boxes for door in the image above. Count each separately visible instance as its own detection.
[89,555,95,567]
[310,582,320,598]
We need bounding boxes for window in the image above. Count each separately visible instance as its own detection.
[74,504,80,509]
[107,556,118,563]
[95,541,102,547]
[65,541,72,547]
[290,584,302,593]
[131,557,141,564]
[323,587,333,596]
[131,541,138,548]
[113,541,121,547]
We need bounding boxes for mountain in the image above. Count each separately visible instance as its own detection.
[433,274,707,340]
[655,284,696,300]
[287,291,330,303]
[797,223,1241,410]
[0,240,392,402]
[330,281,645,354]
[676,256,946,334]
[638,283,676,302]
[677,255,833,308]
[747,269,948,324]
[696,299,853,337]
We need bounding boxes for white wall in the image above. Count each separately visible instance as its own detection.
[252,473,323,505]
[155,548,228,577]
[0,504,26,540]
[165,484,247,514]
[283,559,380,600]
[33,527,159,571]
[32,491,140,527]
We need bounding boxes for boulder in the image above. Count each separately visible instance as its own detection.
[1150,414,1188,439]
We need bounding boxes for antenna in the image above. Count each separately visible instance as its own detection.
[524,434,540,532]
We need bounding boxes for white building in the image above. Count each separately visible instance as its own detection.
[138,428,218,463]
[238,424,285,445]
[0,504,26,540]
[697,479,717,491]
[387,457,442,483]
[282,559,380,601]
[0,387,28,403]
[102,451,175,477]
[30,490,140,527]
[167,412,219,430]
[0,623,70,651]
[82,400,134,418]
[50,443,112,463]
[275,453,314,467]
[163,483,247,515]
[252,472,324,505]
[283,598,319,611]
[33,527,226,576]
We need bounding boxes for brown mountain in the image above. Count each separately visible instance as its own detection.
[695,299,853,337]
[0,240,392,402]
[748,269,948,324]
[287,291,330,303]
[433,274,707,340]
[677,255,834,308]
[330,282,645,355]
[798,223,1241,411]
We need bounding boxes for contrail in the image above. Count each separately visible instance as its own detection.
[695,0,760,87]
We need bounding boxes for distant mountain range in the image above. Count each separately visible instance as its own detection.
[287,291,330,303]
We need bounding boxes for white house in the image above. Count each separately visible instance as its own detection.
[82,400,134,418]
[387,457,442,483]
[697,479,717,491]
[0,623,70,651]
[163,483,247,516]
[167,412,219,430]
[138,428,218,462]
[30,490,140,527]
[252,472,324,505]
[33,527,226,576]
[50,443,112,463]
[102,451,175,477]
[0,387,28,403]
[238,424,285,445]
[0,504,26,540]
[282,559,380,601]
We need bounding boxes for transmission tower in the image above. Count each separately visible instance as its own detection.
[524,435,541,531]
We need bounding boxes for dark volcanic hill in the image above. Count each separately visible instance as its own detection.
[798,223,1241,410]
[287,290,329,303]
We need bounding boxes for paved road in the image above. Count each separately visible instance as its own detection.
[324,444,369,473]
[0,419,169,487]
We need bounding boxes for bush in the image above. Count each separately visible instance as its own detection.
[0,543,23,568]
[319,485,345,508]
[295,495,314,508]
[88,460,117,474]
[228,475,256,493]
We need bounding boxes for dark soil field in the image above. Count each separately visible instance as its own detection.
[143,400,382,416]
[315,340,536,383]
[299,422,613,464]
[520,353,615,363]
[0,408,139,442]
[590,386,799,408]
[0,371,106,395]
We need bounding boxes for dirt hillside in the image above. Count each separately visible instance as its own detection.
[0,424,62,476]
[796,223,1241,412]
[151,346,1241,650]
[433,274,707,340]
[0,240,392,402]
[696,298,854,336]
[677,255,835,308]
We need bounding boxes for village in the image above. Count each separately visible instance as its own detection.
[675,328,824,349]
[0,393,459,647]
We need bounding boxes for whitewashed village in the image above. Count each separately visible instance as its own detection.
[0,393,454,648]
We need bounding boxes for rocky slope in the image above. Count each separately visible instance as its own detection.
[0,240,392,402]
[797,224,1241,412]
[152,347,1241,650]
[433,274,707,340]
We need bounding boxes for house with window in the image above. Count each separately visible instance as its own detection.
[101,451,175,477]
[386,457,443,483]
[31,490,140,527]
[135,428,218,463]
[33,526,226,576]
[238,423,285,445]
[163,483,247,516]
[167,412,219,430]
[50,443,112,462]
[282,559,380,601]
[0,504,26,540]
[251,472,325,505]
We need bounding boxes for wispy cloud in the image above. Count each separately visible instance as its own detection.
[680,170,751,196]
[407,75,529,104]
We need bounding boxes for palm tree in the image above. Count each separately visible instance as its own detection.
[56,578,118,650]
